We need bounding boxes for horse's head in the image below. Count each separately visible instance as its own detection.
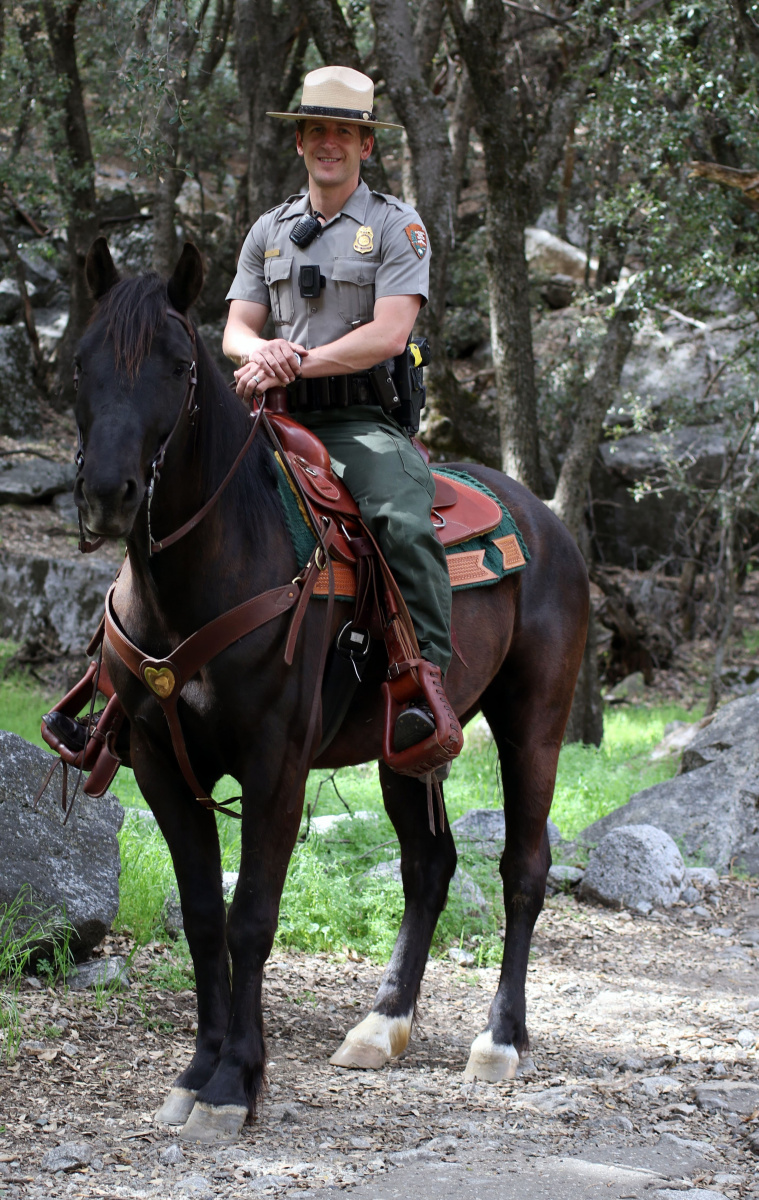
[73,238,204,540]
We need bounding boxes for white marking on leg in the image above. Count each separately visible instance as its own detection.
[464,1030,519,1082]
[154,1086,197,1125]
[329,1011,413,1070]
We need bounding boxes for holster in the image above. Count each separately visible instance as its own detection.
[381,657,463,778]
[40,657,126,798]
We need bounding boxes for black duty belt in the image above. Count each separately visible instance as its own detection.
[286,372,377,412]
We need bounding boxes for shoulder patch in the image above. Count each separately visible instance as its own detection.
[404,223,428,259]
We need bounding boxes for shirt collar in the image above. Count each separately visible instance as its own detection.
[276,181,370,224]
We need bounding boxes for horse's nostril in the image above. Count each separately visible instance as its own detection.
[122,478,139,506]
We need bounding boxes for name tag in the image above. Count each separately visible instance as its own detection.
[264,248,280,259]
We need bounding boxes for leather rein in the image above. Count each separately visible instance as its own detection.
[80,306,336,818]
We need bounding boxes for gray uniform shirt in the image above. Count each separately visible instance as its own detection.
[226,180,430,350]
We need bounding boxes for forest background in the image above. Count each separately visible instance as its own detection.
[3,0,759,742]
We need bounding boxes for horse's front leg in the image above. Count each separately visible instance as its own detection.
[130,729,231,1126]
[179,752,303,1144]
[330,762,457,1069]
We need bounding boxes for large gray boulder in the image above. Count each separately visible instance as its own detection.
[0,551,116,654]
[0,326,42,436]
[575,695,759,874]
[451,807,563,856]
[0,732,123,958]
[0,458,75,504]
[578,824,684,911]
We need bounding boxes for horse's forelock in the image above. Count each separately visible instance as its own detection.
[95,274,168,381]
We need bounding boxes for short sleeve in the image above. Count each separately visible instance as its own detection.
[226,215,271,306]
[374,207,430,307]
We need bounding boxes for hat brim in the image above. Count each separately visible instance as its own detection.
[266,110,404,132]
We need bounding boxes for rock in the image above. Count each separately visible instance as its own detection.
[574,694,759,874]
[367,859,488,916]
[41,1142,94,1172]
[588,1112,634,1132]
[0,459,75,504]
[578,825,684,910]
[0,278,23,323]
[179,1173,214,1197]
[162,889,184,939]
[680,887,700,905]
[692,1081,759,1115]
[162,871,239,937]
[159,1143,186,1165]
[451,808,562,855]
[521,1085,579,1115]
[541,273,576,309]
[546,864,584,893]
[683,867,720,893]
[447,947,475,967]
[654,1191,727,1200]
[0,551,117,654]
[605,671,646,703]
[649,717,713,763]
[0,327,42,436]
[309,810,378,834]
[525,227,590,283]
[740,929,759,945]
[68,956,129,991]
[0,731,123,958]
[736,1028,756,1048]
[18,248,60,306]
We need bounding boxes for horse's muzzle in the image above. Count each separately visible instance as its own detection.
[74,474,142,538]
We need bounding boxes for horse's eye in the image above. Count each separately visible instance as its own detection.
[173,364,187,379]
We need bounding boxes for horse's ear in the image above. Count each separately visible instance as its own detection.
[167,242,203,313]
[85,237,120,300]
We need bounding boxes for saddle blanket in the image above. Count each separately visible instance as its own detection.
[275,458,529,600]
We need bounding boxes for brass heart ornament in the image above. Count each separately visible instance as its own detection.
[144,665,176,698]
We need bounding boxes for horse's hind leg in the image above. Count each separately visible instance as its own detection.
[465,652,576,1082]
[330,762,456,1069]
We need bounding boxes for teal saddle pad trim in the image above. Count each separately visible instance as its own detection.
[274,459,529,598]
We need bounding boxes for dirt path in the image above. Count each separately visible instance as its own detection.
[1,881,758,1199]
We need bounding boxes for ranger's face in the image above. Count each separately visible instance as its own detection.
[296,120,373,190]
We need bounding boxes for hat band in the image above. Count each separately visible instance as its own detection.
[298,104,376,122]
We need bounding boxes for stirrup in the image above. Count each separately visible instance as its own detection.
[382,659,463,779]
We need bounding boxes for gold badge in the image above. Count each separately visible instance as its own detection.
[353,226,374,254]
[144,666,176,699]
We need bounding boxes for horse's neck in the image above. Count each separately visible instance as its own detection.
[125,390,291,631]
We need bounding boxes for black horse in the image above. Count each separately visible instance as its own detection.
[72,238,588,1143]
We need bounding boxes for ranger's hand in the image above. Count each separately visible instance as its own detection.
[234,339,307,396]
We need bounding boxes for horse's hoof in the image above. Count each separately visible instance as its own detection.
[464,1031,519,1082]
[179,1101,248,1144]
[154,1087,197,1125]
[330,1011,412,1070]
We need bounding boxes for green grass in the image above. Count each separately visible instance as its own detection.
[0,651,696,968]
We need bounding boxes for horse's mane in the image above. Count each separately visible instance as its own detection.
[96,273,167,380]
[94,273,282,527]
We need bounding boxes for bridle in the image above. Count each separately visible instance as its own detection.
[73,301,336,819]
[74,305,260,558]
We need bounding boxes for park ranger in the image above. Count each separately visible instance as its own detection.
[223,65,462,761]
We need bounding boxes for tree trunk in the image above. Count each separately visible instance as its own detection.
[305,0,390,195]
[550,305,636,538]
[563,604,604,747]
[37,0,99,405]
[705,494,737,716]
[236,0,308,229]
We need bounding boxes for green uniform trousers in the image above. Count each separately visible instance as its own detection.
[300,405,452,674]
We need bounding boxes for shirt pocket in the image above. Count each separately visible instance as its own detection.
[264,255,294,326]
[331,258,379,326]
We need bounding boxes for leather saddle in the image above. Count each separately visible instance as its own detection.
[265,404,503,598]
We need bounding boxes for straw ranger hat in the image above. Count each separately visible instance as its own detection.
[267,65,403,131]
